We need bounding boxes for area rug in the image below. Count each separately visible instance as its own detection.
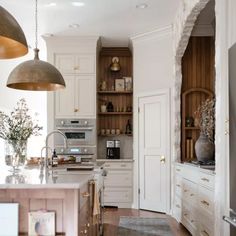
[117,217,174,236]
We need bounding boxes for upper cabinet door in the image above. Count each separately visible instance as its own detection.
[55,75,76,118]
[75,75,96,118]
[75,55,95,74]
[56,54,95,74]
[55,55,75,74]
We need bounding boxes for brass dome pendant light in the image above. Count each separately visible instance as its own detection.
[0,6,28,59]
[6,0,66,91]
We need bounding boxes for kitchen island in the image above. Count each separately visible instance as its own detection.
[0,165,103,236]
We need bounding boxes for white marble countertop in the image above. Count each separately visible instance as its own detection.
[175,162,215,175]
[0,165,102,189]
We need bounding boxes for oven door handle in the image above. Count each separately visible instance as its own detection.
[57,127,93,131]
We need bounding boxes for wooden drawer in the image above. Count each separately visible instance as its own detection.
[199,220,214,236]
[80,183,90,209]
[104,170,132,187]
[182,205,198,236]
[104,188,132,203]
[103,162,133,170]
[175,165,183,175]
[175,175,182,197]
[198,186,214,217]
[199,172,215,190]
[173,196,182,222]
[183,179,197,205]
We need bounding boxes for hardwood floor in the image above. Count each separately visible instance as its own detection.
[103,208,190,236]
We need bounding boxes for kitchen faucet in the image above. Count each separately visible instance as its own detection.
[43,130,68,176]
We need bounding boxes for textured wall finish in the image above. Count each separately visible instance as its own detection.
[173,0,210,162]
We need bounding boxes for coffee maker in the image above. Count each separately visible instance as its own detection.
[106,140,120,159]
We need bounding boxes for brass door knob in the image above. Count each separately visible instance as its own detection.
[160,155,165,164]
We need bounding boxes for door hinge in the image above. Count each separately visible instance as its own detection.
[138,188,140,194]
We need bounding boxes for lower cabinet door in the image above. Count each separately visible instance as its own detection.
[79,201,90,236]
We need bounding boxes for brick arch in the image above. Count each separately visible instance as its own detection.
[173,0,210,161]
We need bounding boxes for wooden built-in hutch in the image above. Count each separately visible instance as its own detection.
[181,36,215,162]
[97,47,133,137]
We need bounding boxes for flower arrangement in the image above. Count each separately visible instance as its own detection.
[194,98,215,143]
[0,98,42,141]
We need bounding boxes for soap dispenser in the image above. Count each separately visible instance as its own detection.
[52,149,58,167]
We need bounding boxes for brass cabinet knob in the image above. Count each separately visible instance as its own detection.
[201,200,210,206]
[74,108,79,112]
[82,192,90,198]
[74,66,79,70]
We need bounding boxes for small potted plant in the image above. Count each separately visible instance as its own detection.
[194,98,215,162]
[0,98,42,171]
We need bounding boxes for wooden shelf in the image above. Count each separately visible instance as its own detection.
[97,47,133,137]
[98,112,132,115]
[98,91,133,94]
[184,127,200,130]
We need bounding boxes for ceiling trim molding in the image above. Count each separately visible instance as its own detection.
[130,25,173,43]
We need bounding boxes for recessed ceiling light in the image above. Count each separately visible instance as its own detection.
[71,1,85,7]
[136,3,148,9]
[69,24,80,28]
[45,2,57,7]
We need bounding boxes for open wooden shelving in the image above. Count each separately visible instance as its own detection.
[181,37,215,162]
[97,47,133,135]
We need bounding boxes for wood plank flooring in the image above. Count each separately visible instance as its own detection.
[103,208,190,236]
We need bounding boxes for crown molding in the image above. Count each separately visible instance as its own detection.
[131,25,173,43]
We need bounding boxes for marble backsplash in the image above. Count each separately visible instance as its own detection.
[97,135,133,159]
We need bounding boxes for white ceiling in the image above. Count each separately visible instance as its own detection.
[1,0,180,47]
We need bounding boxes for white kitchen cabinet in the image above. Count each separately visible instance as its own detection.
[55,75,96,118]
[56,54,95,74]
[173,163,215,236]
[102,161,133,208]
[44,36,99,128]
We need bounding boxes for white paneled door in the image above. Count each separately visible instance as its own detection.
[139,91,169,213]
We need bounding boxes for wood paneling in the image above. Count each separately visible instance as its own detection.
[97,47,133,135]
[181,37,215,162]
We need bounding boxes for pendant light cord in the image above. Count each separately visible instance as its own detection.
[35,0,38,49]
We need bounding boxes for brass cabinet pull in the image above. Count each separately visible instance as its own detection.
[201,230,210,236]
[82,192,90,198]
[201,177,210,182]
[74,108,79,112]
[201,200,210,206]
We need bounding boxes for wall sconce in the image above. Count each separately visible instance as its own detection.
[110,57,121,72]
